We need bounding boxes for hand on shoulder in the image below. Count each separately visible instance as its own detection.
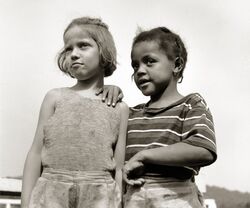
[95,85,124,107]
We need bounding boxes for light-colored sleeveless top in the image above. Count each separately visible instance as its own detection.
[41,88,121,172]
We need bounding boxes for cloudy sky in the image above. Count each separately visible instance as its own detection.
[1,0,250,193]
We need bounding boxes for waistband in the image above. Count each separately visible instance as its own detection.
[142,175,192,187]
[144,164,194,180]
[41,168,115,184]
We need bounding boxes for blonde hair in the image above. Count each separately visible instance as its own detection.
[57,17,117,77]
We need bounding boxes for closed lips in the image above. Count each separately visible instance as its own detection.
[72,62,83,66]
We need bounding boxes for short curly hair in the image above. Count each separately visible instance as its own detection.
[132,27,187,83]
[57,17,117,77]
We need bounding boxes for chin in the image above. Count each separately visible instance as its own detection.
[141,90,152,96]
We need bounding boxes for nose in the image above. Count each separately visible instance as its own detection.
[70,48,80,60]
[136,65,147,76]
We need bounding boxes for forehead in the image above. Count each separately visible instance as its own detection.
[63,25,94,44]
[131,41,163,58]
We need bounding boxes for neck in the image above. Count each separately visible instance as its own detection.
[149,81,183,108]
[72,76,104,96]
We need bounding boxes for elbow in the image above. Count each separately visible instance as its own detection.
[198,148,215,166]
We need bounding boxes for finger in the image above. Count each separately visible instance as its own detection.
[95,87,103,95]
[107,87,114,106]
[111,88,119,107]
[123,172,132,185]
[128,179,143,186]
[117,92,124,102]
[130,180,141,186]
[125,179,137,186]
[136,178,145,185]
[101,88,109,103]
[130,178,145,186]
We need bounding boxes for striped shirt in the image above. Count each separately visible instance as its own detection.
[126,93,217,179]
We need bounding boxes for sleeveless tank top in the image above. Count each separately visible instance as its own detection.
[41,88,121,172]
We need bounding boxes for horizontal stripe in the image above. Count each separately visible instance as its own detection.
[127,93,216,162]
[127,132,216,149]
[183,120,214,133]
[128,129,187,137]
[185,114,213,126]
[126,136,180,145]
[128,129,215,148]
[194,124,215,135]
[128,123,182,133]
[194,133,216,147]
[126,142,168,148]
[128,120,182,129]
[174,102,192,110]
[129,115,185,121]
[128,125,215,138]
[129,114,213,125]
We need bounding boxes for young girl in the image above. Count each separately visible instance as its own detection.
[21,17,128,208]
[100,27,217,207]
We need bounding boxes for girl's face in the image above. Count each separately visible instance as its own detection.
[64,25,102,81]
[131,41,175,97]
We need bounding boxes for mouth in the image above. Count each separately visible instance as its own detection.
[137,78,150,87]
[71,62,83,68]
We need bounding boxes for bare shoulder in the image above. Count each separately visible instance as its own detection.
[116,101,129,112]
[38,88,62,111]
[43,88,62,102]
[116,102,129,120]
[45,88,61,97]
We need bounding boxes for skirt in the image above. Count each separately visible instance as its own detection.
[123,176,203,208]
[29,168,121,208]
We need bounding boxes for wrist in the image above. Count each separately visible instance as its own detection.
[134,150,147,162]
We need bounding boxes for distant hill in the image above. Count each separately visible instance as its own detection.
[204,185,250,208]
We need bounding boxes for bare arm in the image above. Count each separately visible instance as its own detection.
[123,142,213,186]
[21,89,57,208]
[114,102,129,191]
[129,142,214,167]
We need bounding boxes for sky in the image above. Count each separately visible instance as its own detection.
[0,0,250,193]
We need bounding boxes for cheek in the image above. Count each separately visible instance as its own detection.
[63,57,71,70]
[133,74,139,85]
[65,56,81,74]
[133,77,143,91]
[87,51,100,65]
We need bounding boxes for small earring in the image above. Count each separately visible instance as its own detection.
[173,71,179,77]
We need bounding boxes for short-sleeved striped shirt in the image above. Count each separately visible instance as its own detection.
[126,93,217,179]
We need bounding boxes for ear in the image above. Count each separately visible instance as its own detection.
[173,57,184,73]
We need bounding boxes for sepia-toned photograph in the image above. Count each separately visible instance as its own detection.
[1,0,250,207]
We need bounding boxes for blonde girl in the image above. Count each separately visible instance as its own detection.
[21,17,128,208]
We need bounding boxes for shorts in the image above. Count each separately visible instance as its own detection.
[29,168,121,208]
[123,177,203,208]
